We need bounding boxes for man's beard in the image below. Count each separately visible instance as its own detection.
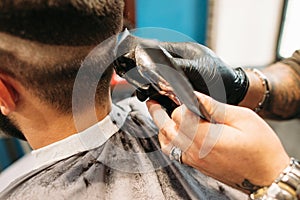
[0,113,26,140]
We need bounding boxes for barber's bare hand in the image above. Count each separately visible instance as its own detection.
[146,92,289,194]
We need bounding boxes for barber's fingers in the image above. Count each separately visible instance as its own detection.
[191,91,251,124]
[146,97,211,148]
[146,100,172,128]
[147,91,246,130]
[159,41,206,60]
[168,105,202,142]
[157,132,171,155]
[168,92,224,125]
[147,100,195,152]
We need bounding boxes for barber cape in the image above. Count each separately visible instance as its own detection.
[0,97,247,200]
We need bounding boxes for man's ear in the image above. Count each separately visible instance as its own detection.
[0,75,18,116]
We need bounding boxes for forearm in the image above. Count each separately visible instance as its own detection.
[239,62,300,119]
[262,63,300,119]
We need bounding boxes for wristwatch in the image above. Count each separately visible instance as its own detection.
[250,158,300,200]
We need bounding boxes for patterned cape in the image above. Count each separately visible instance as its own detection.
[0,98,247,200]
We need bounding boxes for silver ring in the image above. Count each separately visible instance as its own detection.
[169,146,182,163]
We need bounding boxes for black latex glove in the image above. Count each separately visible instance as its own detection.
[159,42,249,105]
[114,35,249,107]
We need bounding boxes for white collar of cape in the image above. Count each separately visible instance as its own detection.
[32,102,129,168]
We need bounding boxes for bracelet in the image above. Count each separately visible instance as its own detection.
[250,157,300,200]
[251,68,270,113]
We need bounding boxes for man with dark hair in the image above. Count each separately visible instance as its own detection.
[0,0,122,142]
[0,1,246,199]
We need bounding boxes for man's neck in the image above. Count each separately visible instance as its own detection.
[14,95,112,150]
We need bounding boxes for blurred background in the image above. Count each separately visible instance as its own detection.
[1,0,299,173]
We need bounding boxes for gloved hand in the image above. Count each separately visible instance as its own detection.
[166,42,249,105]
[114,35,249,106]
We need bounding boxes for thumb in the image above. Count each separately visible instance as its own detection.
[195,91,239,124]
